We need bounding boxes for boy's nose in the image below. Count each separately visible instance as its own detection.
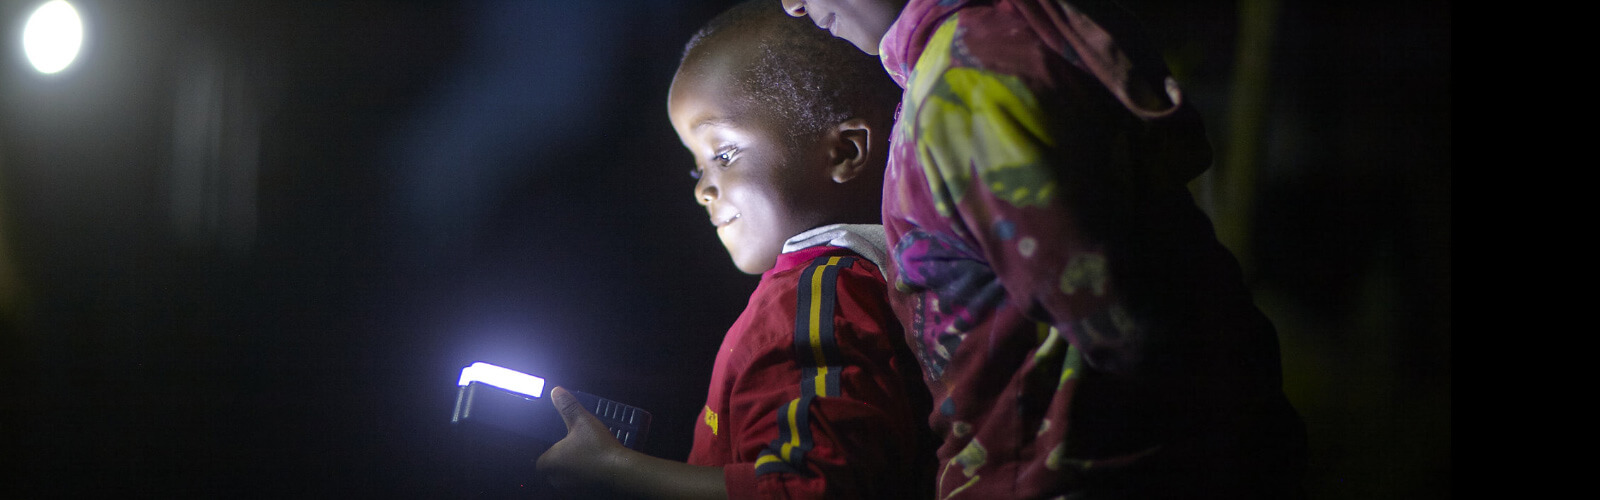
[695,179,718,206]
[780,0,806,17]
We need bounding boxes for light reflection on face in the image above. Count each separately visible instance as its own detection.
[778,0,907,55]
[668,51,834,274]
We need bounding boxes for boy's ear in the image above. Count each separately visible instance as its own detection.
[828,118,874,184]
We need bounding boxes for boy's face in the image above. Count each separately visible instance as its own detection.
[779,0,907,55]
[668,52,835,275]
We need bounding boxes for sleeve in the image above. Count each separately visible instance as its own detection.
[905,12,1204,374]
[723,256,925,500]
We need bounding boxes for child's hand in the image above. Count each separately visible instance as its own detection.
[535,386,631,493]
[536,387,727,498]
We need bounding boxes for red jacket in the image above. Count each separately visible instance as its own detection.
[687,243,934,499]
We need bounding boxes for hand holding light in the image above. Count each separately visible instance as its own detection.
[536,387,634,492]
[536,387,730,499]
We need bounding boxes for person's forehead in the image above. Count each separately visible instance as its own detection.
[671,91,779,145]
[679,35,763,86]
[670,51,765,127]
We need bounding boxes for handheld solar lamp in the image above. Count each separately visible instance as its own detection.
[451,362,651,450]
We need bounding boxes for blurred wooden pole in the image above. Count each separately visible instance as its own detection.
[0,154,21,327]
[1216,0,1280,279]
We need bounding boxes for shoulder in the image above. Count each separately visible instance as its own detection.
[772,244,886,285]
[769,250,893,323]
[771,252,887,305]
[915,5,1058,83]
[904,7,1062,138]
[788,250,887,288]
[741,250,887,338]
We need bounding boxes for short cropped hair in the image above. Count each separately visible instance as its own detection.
[682,0,901,138]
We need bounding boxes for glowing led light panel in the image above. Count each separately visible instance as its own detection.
[457,362,547,398]
[23,1,83,74]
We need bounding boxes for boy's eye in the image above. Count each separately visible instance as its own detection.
[713,148,735,166]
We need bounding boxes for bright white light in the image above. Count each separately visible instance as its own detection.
[458,362,546,398]
[23,1,84,74]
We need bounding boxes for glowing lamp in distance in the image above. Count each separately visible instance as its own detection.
[23,1,83,74]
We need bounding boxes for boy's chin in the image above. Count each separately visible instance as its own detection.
[727,249,780,275]
[732,257,776,275]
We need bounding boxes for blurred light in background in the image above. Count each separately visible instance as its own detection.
[22,0,82,74]
[168,43,260,256]
[389,1,623,253]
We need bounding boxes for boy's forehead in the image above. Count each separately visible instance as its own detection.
[669,84,763,141]
[678,32,763,84]
[670,46,764,122]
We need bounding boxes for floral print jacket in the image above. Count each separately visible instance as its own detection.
[877,0,1305,498]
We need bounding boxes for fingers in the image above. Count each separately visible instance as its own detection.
[550,386,593,431]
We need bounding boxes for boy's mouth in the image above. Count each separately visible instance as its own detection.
[712,212,741,228]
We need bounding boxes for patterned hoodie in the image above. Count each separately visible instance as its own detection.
[876,0,1306,498]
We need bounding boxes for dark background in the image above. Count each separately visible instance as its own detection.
[0,1,1449,498]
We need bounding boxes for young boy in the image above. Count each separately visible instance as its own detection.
[778,0,1308,498]
[535,2,932,499]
